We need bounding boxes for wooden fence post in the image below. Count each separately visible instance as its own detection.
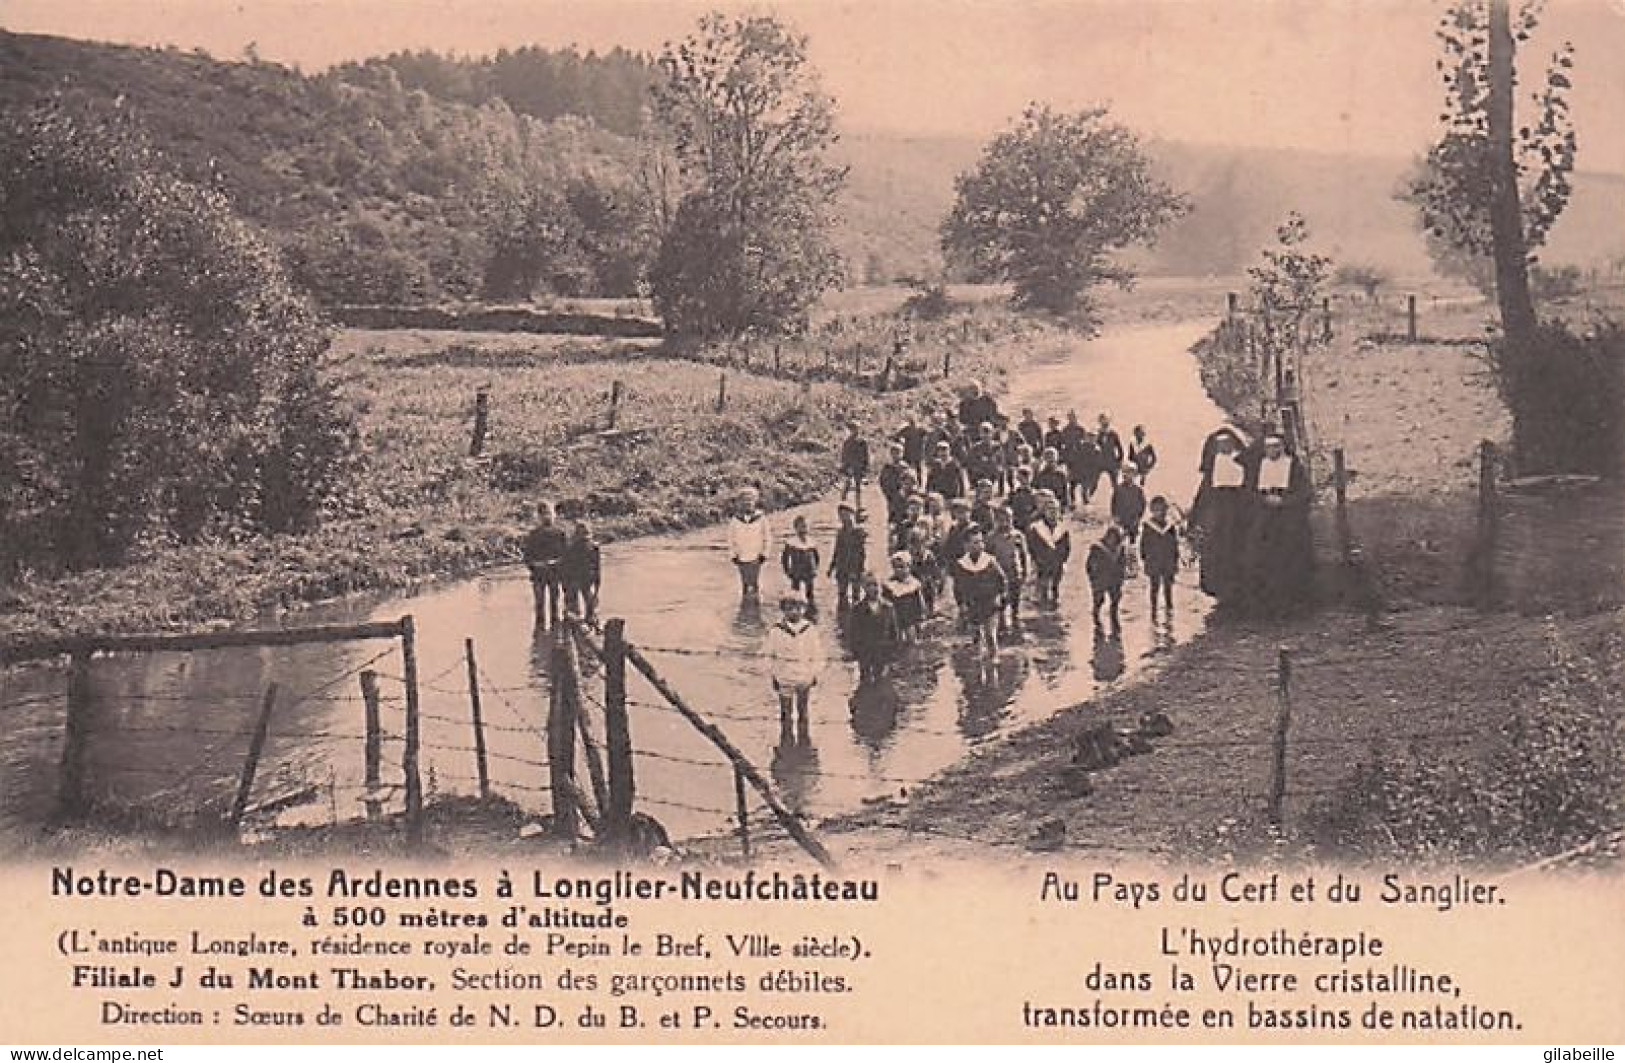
[1332,447,1352,564]
[1227,291,1239,322]
[230,683,280,827]
[56,649,94,821]
[470,386,491,457]
[1322,296,1333,343]
[607,381,623,430]
[548,627,581,839]
[360,670,383,820]
[716,370,727,411]
[602,619,635,843]
[464,638,490,800]
[400,615,424,847]
[735,767,752,859]
[942,349,952,378]
[1407,294,1419,342]
[1267,648,1293,827]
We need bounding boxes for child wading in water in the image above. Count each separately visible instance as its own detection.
[562,518,602,623]
[882,550,927,643]
[522,501,569,626]
[765,595,825,743]
[727,488,772,600]
[986,506,1029,634]
[829,503,867,608]
[847,573,898,682]
[1025,494,1071,606]
[1140,495,1181,618]
[1086,524,1129,631]
[953,527,1008,659]
[781,514,821,612]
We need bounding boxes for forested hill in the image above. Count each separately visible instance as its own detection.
[0,31,655,305]
[328,47,656,136]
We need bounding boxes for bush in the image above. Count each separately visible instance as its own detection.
[0,102,359,569]
[1309,621,1624,864]
[1493,320,1624,476]
[1530,263,1584,302]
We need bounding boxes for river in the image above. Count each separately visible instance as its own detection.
[0,319,1223,846]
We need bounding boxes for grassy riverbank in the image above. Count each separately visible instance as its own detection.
[0,294,1058,649]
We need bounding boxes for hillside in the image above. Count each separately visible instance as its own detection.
[0,31,648,305]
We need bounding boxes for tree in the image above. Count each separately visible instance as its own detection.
[1334,263,1392,302]
[1402,0,1575,333]
[0,102,358,570]
[1247,214,1333,405]
[647,13,846,336]
[941,104,1187,320]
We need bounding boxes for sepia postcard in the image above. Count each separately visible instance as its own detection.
[0,0,1621,1046]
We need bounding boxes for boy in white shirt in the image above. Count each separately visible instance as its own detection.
[727,487,772,600]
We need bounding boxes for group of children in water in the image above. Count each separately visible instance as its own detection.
[729,383,1186,739]
[520,381,1187,742]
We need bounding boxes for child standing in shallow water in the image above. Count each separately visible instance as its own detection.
[781,514,821,612]
[765,595,825,742]
[882,550,927,642]
[1086,524,1128,630]
[1139,495,1181,618]
[847,573,898,682]
[829,503,867,608]
[561,518,601,623]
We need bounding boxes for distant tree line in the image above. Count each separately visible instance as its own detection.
[329,45,656,137]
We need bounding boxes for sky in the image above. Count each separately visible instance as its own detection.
[3,0,1623,172]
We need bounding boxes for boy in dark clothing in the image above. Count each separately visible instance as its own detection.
[1068,429,1102,506]
[562,518,602,623]
[957,380,1001,433]
[894,414,928,478]
[838,422,870,507]
[1059,410,1091,506]
[847,573,898,682]
[1086,524,1128,630]
[1140,495,1180,617]
[969,479,999,535]
[522,501,570,627]
[925,441,968,500]
[1095,413,1125,491]
[877,440,911,523]
[1111,468,1148,543]
[1026,497,1072,606]
[1033,448,1071,510]
[829,504,868,608]
[1128,424,1158,484]
[1017,408,1045,451]
[1042,416,1067,460]
[967,422,1004,490]
[1007,465,1039,529]
[782,514,822,611]
[953,527,1008,658]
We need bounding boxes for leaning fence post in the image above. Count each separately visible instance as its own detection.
[470,386,491,457]
[56,649,94,821]
[360,670,383,820]
[735,767,752,859]
[602,619,635,842]
[230,683,280,827]
[548,627,581,839]
[1267,648,1293,827]
[400,615,424,847]
[464,638,490,800]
